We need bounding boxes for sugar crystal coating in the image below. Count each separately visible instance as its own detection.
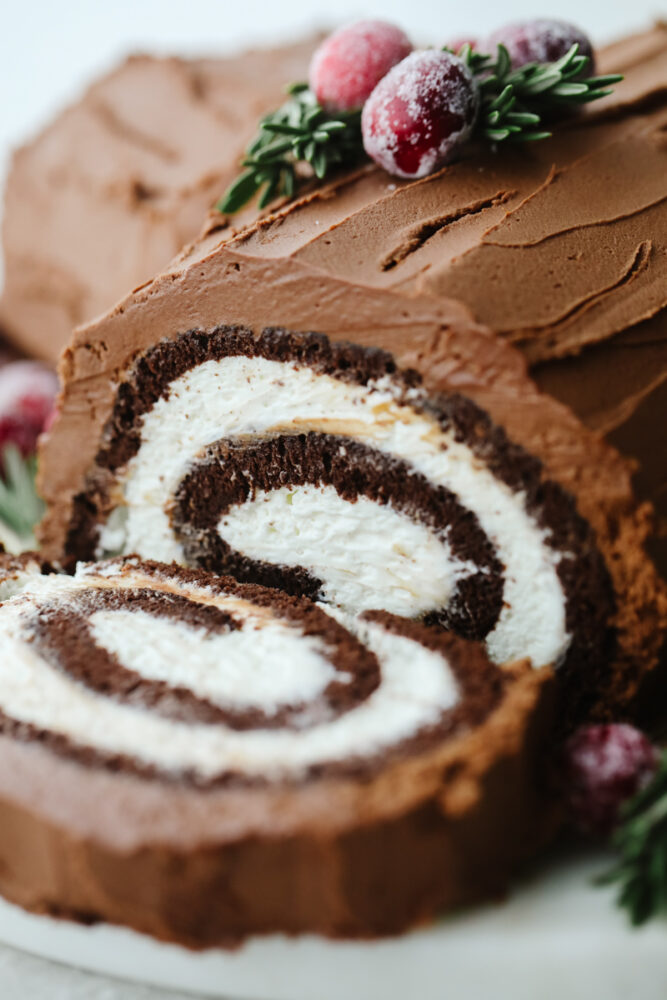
[563,723,658,836]
[0,361,58,460]
[309,20,412,112]
[361,50,478,179]
[485,19,594,73]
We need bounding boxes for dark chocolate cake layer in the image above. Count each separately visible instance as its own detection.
[0,555,553,945]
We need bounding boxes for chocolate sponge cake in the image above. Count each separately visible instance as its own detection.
[0,555,552,944]
[39,270,665,721]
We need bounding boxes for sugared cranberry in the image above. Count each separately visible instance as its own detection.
[0,361,58,461]
[485,19,595,73]
[361,50,478,179]
[309,20,412,112]
[562,724,658,837]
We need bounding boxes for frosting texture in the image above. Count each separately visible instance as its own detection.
[0,36,319,360]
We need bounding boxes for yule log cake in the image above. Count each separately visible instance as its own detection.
[2,24,666,576]
[0,554,552,945]
[38,268,666,722]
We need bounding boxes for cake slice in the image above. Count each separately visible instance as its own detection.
[38,264,666,721]
[0,554,552,945]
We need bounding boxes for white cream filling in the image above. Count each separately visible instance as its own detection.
[100,355,570,668]
[90,608,341,712]
[0,573,460,780]
[218,484,478,617]
[0,567,42,603]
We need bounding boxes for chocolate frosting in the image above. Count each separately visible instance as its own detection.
[0,668,554,945]
[223,24,666,368]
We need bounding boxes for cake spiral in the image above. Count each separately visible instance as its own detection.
[0,557,508,784]
[66,328,613,686]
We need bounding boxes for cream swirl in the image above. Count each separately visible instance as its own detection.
[66,328,612,677]
[0,559,509,785]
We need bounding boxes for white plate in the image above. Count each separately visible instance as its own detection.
[0,848,665,1000]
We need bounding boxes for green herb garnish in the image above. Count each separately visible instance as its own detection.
[0,446,44,543]
[458,42,623,143]
[597,750,667,925]
[218,43,622,215]
[218,83,364,215]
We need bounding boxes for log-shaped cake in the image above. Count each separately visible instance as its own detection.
[38,260,666,721]
[0,555,552,944]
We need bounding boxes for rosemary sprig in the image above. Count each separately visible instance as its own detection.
[457,42,623,143]
[217,84,364,215]
[219,43,622,214]
[597,749,667,926]
[0,445,43,542]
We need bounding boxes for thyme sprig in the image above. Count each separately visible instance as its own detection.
[218,42,622,214]
[217,84,364,215]
[0,446,43,542]
[597,749,667,926]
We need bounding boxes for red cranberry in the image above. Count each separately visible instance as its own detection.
[0,361,58,461]
[562,723,658,837]
[309,20,412,112]
[485,19,595,73]
[361,50,478,179]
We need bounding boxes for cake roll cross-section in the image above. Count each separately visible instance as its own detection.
[56,327,612,720]
[38,243,666,724]
[0,555,553,944]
